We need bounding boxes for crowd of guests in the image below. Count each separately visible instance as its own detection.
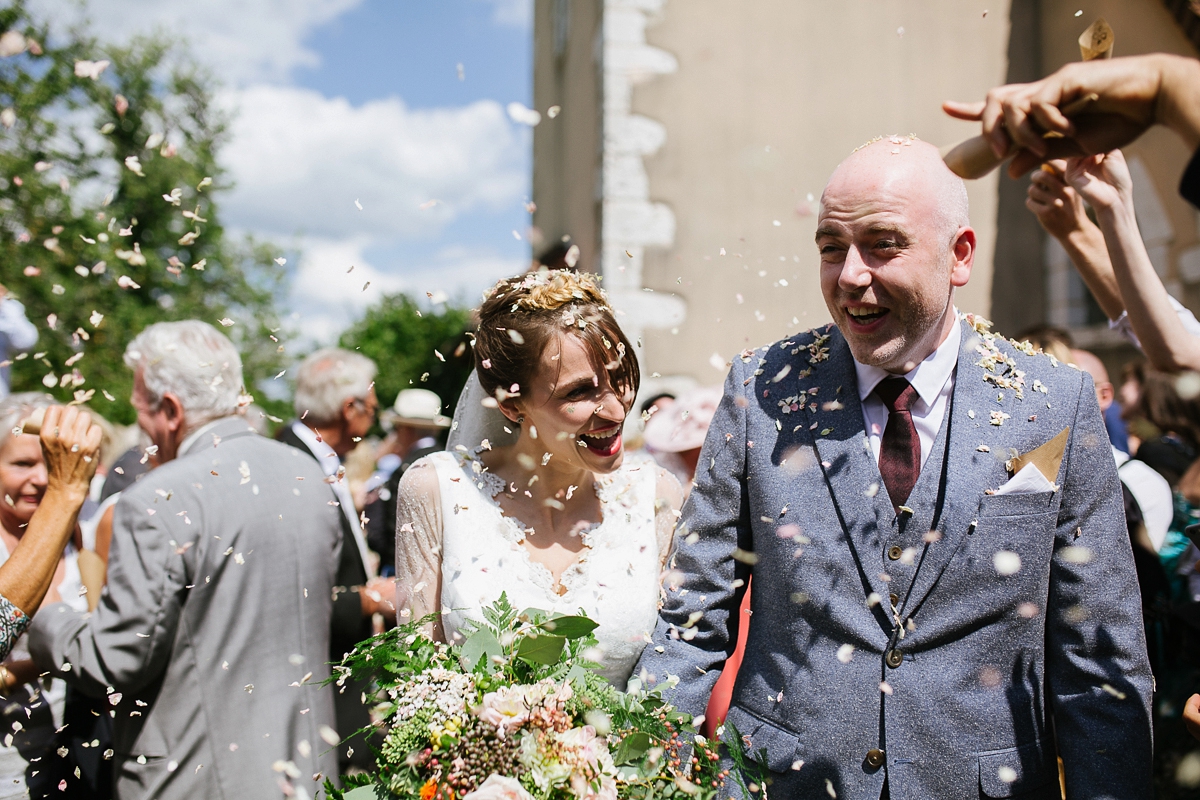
[0,49,1196,800]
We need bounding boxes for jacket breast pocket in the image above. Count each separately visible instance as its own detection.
[723,705,802,774]
[977,491,1058,518]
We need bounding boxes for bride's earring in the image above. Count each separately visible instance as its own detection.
[517,415,525,424]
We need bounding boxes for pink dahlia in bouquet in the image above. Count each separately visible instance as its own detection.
[325,595,747,800]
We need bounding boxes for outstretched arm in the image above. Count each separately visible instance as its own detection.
[1025,161,1124,321]
[1065,150,1200,372]
[944,54,1200,178]
[0,407,101,616]
[28,490,190,696]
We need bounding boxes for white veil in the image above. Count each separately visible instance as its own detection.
[446,370,520,452]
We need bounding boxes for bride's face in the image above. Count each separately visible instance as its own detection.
[508,332,631,474]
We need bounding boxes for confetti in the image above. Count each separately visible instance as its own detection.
[836,644,854,663]
[993,551,1021,576]
[354,199,363,210]
[74,59,109,80]
[506,102,541,126]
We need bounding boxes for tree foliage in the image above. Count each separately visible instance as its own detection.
[0,1,287,424]
[338,294,474,419]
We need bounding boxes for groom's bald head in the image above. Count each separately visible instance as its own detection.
[821,137,970,241]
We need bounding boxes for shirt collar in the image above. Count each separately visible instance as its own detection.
[855,312,961,406]
[178,417,234,457]
[290,420,341,477]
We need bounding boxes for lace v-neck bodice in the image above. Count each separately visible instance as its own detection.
[423,449,662,689]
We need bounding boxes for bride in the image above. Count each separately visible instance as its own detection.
[394,270,682,688]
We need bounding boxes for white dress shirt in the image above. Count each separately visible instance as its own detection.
[1109,294,1200,349]
[290,421,374,577]
[854,317,961,469]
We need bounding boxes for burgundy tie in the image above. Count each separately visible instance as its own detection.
[875,377,920,514]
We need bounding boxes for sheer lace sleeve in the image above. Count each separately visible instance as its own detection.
[395,458,446,642]
[653,466,684,571]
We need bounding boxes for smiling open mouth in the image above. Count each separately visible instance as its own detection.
[580,428,622,457]
[846,306,888,324]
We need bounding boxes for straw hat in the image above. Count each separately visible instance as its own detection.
[385,388,450,429]
[642,386,723,453]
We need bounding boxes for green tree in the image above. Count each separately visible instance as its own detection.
[339,293,474,420]
[0,1,288,424]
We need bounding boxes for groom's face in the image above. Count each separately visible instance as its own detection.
[816,142,974,373]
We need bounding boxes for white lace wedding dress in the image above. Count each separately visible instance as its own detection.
[395,447,677,689]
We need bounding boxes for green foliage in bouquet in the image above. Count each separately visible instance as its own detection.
[324,595,733,800]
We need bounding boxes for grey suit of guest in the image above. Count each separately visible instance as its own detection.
[636,318,1153,799]
[29,416,343,800]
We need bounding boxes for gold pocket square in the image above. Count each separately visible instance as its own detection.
[1007,427,1070,483]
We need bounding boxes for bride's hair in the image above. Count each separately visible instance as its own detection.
[474,269,640,408]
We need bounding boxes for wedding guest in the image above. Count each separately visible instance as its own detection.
[396,270,683,688]
[0,394,97,797]
[0,403,99,662]
[364,389,449,577]
[638,138,1153,797]
[641,385,722,493]
[944,53,1200,206]
[27,321,342,800]
[0,286,37,401]
[277,347,393,771]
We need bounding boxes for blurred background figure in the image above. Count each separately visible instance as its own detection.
[276,347,391,773]
[641,386,722,493]
[0,287,36,403]
[365,389,449,578]
[1072,349,1175,684]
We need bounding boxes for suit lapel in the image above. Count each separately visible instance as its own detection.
[799,330,896,604]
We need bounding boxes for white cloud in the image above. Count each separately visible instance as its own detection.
[30,0,363,83]
[484,0,532,28]
[288,238,524,346]
[220,85,527,241]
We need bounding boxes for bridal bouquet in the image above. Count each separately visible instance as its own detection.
[325,595,734,800]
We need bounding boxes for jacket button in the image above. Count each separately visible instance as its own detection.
[886,648,904,668]
[887,545,903,560]
[865,748,885,769]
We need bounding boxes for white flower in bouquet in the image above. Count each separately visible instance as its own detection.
[477,685,533,737]
[478,679,574,738]
[518,724,618,800]
[460,774,535,800]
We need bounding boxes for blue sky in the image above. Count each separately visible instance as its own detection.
[34,0,537,340]
[296,0,531,110]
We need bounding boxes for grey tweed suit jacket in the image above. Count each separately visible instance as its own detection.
[29,416,343,800]
[635,318,1153,799]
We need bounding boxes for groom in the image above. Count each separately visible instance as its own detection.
[636,138,1152,798]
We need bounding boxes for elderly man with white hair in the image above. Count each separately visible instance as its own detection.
[27,321,343,800]
[276,347,394,772]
